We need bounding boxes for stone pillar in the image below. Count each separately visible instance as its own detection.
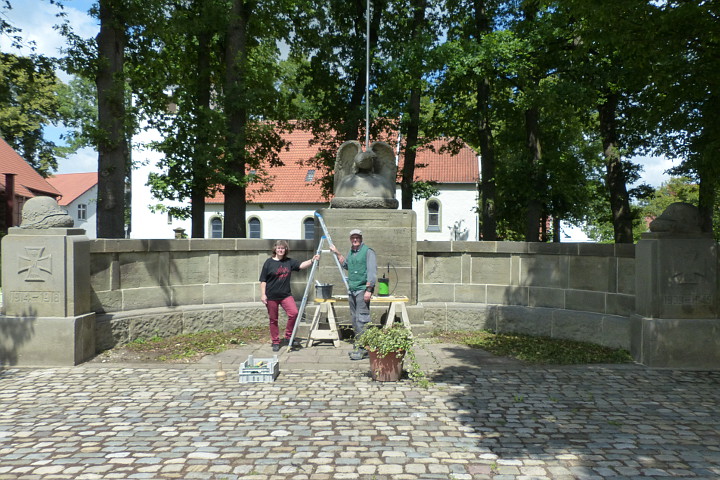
[631,203,720,368]
[0,198,95,366]
[315,208,417,303]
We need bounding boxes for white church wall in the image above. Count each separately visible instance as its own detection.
[130,128,191,239]
[131,180,478,241]
[405,185,479,241]
[68,186,98,239]
[203,203,328,240]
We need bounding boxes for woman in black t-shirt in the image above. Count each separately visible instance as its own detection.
[260,240,318,351]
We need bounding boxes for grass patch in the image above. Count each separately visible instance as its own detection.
[119,326,266,362]
[98,326,633,366]
[431,330,634,365]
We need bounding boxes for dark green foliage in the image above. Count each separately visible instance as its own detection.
[31,0,720,240]
[0,53,65,175]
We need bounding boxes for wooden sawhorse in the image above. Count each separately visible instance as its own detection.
[373,296,411,330]
[306,296,412,347]
[306,298,341,347]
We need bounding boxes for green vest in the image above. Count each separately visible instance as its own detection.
[346,244,369,291]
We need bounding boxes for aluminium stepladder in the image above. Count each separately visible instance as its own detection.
[286,213,349,351]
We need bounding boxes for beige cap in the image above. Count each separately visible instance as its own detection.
[349,229,363,236]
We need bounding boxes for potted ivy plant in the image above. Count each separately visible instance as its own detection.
[356,325,425,383]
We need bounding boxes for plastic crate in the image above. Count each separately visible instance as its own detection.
[239,355,280,383]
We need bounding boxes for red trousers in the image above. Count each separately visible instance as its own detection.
[266,296,298,344]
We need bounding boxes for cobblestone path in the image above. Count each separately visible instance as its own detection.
[1,364,720,479]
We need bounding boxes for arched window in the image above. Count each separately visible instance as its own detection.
[210,217,223,238]
[248,217,261,238]
[303,217,315,240]
[426,199,441,232]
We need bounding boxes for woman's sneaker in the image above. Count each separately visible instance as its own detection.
[272,343,280,352]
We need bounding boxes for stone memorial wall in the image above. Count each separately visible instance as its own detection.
[3,201,720,369]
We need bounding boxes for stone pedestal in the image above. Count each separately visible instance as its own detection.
[631,232,719,368]
[315,208,417,303]
[1,227,95,366]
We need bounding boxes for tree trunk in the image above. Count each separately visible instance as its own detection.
[20,136,38,174]
[697,156,716,234]
[223,0,250,238]
[191,2,211,239]
[524,107,543,242]
[552,216,561,243]
[401,87,420,210]
[400,0,427,210]
[698,178,715,234]
[96,0,128,239]
[695,111,718,234]
[473,0,497,241]
[599,92,633,243]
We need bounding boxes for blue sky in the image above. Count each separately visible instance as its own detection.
[0,0,97,60]
[1,0,98,174]
[1,0,678,187]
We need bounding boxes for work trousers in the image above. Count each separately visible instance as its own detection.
[266,296,298,344]
[348,290,371,340]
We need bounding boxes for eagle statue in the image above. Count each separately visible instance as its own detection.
[330,140,399,209]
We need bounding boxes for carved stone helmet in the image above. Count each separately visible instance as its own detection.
[648,202,703,234]
[20,196,74,229]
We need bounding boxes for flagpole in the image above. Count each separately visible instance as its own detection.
[365,0,370,151]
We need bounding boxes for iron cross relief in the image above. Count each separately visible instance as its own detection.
[18,246,52,282]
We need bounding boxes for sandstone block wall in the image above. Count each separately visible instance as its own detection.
[87,238,637,350]
[417,241,635,317]
[90,238,315,313]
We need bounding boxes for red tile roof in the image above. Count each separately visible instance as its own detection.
[398,139,479,184]
[0,137,61,198]
[208,129,327,204]
[207,129,478,204]
[46,172,99,206]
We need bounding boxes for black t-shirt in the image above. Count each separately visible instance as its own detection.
[259,257,302,300]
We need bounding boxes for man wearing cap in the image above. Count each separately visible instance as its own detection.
[329,229,377,360]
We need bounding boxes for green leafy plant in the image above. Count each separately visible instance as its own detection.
[356,325,414,358]
[356,325,429,385]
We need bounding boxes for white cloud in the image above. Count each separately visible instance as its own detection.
[631,154,680,188]
[57,146,96,174]
[0,1,97,61]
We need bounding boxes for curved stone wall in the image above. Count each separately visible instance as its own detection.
[90,238,316,313]
[417,241,635,316]
[89,239,635,351]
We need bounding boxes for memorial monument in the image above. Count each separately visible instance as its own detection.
[0,196,94,366]
[632,202,720,368]
[318,140,417,303]
[330,140,399,209]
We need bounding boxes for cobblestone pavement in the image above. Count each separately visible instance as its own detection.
[2,344,720,479]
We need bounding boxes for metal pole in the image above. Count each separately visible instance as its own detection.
[365,0,370,150]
